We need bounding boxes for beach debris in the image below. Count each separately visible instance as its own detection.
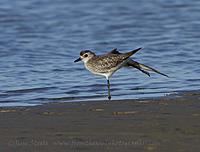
[145,144,158,151]
[89,108,104,112]
[112,111,138,115]
[138,100,151,103]
[192,113,200,117]
[0,109,17,113]
[0,108,30,113]
[42,111,63,116]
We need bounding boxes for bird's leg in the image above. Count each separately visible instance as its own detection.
[107,79,111,100]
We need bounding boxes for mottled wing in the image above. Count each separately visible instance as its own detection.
[87,48,141,73]
[87,54,127,73]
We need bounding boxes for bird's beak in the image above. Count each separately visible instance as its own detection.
[74,57,82,63]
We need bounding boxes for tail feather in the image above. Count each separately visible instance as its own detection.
[125,48,142,57]
[108,48,118,54]
[108,48,142,56]
[122,48,142,61]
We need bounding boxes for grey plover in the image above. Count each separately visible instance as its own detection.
[74,48,168,100]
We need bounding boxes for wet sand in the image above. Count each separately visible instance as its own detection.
[0,91,200,152]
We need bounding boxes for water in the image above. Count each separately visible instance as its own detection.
[0,0,200,106]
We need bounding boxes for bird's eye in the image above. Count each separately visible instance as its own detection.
[84,54,88,57]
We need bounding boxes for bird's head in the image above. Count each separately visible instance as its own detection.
[74,50,96,63]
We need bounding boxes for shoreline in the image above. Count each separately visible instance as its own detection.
[1,89,198,108]
[0,90,200,151]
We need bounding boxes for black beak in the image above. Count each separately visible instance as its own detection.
[74,57,81,63]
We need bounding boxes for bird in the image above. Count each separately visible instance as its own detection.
[74,48,168,100]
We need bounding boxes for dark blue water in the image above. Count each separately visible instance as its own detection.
[0,0,200,106]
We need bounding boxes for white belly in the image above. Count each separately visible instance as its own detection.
[84,59,129,80]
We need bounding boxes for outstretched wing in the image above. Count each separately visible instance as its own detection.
[108,48,169,77]
[127,60,169,77]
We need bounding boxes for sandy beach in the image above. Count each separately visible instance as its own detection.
[0,91,200,152]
